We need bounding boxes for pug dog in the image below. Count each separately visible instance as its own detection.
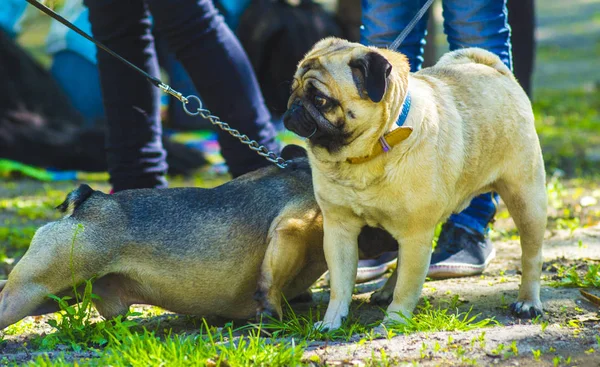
[0,146,399,331]
[284,37,546,330]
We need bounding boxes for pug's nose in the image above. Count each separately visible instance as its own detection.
[283,101,302,129]
[285,100,302,116]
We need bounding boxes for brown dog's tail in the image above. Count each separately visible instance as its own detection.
[437,47,514,79]
[56,184,95,215]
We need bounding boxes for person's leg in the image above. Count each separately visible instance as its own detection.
[154,31,207,130]
[442,0,512,68]
[50,51,105,127]
[84,0,166,192]
[507,0,535,97]
[147,0,278,177]
[361,0,431,71]
[429,0,512,277]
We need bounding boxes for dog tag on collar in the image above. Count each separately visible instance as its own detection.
[347,126,413,164]
[383,126,413,146]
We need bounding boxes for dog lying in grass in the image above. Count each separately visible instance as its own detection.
[0,146,397,330]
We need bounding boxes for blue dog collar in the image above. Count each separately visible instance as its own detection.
[396,91,411,127]
[378,91,412,153]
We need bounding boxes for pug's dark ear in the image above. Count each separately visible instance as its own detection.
[281,144,307,160]
[349,52,392,103]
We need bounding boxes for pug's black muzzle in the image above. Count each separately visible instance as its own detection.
[283,100,317,138]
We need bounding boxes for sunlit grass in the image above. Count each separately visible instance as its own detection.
[382,297,499,337]
[29,325,306,367]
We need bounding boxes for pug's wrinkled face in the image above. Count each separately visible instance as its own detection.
[283,38,407,158]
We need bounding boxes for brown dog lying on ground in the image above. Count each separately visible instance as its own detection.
[0,146,397,331]
[284,38,546,330]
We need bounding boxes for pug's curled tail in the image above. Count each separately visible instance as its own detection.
[439,47,514,79]
[56,184,95,216]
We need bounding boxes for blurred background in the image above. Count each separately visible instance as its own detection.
[2,0,598,179]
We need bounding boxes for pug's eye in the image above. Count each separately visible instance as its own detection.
[314,95,328,108]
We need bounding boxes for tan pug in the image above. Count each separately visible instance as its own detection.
[283,37,546,330]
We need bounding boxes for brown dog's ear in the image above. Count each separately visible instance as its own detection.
[349,51,392,103]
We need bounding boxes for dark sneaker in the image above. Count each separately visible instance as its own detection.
[428,222,495,279]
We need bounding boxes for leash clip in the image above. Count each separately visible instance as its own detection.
[158,83,188,104]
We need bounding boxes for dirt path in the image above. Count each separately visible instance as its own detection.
[302,226,600,366]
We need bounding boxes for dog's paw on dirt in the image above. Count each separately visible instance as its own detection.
[509,301,543,319]
[370,288,393,305]
[314,316,345,332]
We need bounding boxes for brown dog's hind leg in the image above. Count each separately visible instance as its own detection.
[0,280,53,331]
[255,203,324,322]
[496,176,546,318]
[255,227,308,321]
[0,222,107,330]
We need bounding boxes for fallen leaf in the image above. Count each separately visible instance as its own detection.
[580,289,600,307]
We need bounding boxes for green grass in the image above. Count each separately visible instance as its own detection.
[533,88,600,177]
[0,188,66,221]
[549,263,600,288]
[383,297,499,337]
[258,300,373,342]
[0,226,36,261]
[29,326,306,367]
[260,295,498,343]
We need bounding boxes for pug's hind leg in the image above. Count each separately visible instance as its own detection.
[385,230,434,324]
[370,267,397,306]
[495,179,546,318]
[255,227,309,321]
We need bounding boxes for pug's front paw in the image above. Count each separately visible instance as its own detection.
[314,316,344,332]
[510,300,543,319]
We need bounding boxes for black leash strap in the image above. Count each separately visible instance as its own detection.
[25,0,187,102]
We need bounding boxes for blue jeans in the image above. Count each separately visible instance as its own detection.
[361,0,512,234]
[84,0,278,190]
[51,51,105,127]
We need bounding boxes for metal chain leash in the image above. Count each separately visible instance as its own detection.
[161,85,288,169]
